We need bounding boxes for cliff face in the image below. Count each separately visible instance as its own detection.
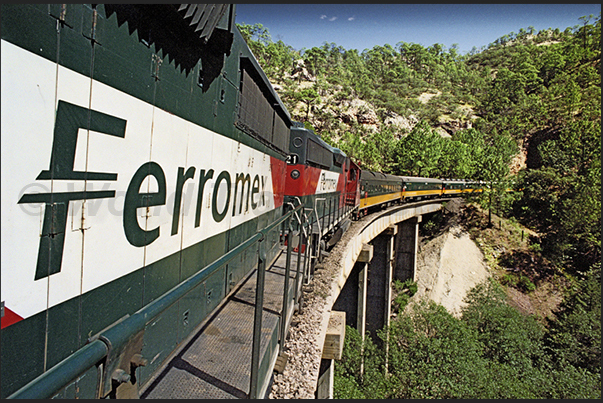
[412,198,565,322]
[413,222,491,318]
[409,198,490,318]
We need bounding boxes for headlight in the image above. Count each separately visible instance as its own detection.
[291,169,300,179]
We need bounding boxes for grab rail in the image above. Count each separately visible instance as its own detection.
[9,203,307,399]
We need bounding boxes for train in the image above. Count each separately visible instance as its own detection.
[1,4,483,398]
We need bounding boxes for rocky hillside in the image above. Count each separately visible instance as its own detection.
[416,198,566,322]
[272,58,477,141]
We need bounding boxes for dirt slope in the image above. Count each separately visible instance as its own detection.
[413,223,490,318]
[410,198,565,321]
[410,198,490,317]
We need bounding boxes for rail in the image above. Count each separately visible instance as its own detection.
[8,203,308,399]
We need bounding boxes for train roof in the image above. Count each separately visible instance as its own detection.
[332,147,347,158]
[360,170,402,182]
[400,176,443,184]
[291,123,340,153]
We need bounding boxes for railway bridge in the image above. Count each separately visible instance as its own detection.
[134,199,445,399]
[288,199,445,399]
[7,199,447,400]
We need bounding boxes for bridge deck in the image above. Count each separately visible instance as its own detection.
[140,248,301,399]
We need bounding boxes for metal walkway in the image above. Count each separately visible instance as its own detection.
[140,249,302,399]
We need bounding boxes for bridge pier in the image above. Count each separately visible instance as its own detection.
[332,214,423,344]
[323,204,438,398]
[394,215,421,283]
[316,359,334,399]
[366,225,396,342]
[356,244,371,341]
[332,244,372,337]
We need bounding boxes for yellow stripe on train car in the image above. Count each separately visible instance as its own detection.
[403,189,442,198]
[359,192,402,208]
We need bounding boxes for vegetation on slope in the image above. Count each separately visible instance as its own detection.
[238,13,601,398]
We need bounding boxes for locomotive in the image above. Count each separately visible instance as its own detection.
[1,4,482,398]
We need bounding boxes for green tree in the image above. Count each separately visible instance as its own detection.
[392,121,443,177]
[295,87,320,120]
[544,264,601,374]
[437,139,472,179]
[302,46,327,76]
[461,280,546,369]
[335,279,601,398]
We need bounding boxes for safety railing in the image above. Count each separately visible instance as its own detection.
[249,201,312,398]
[8,203,309,400]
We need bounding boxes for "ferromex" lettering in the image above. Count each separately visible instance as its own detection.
[123,162,267,247]
[18,100,270,280]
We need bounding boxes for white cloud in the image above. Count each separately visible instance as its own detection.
[348,16,355,21]
[329,16,337,21]
[320,14,327,19]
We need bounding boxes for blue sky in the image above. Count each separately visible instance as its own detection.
[234,3,601,54]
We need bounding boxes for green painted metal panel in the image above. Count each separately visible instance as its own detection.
[177,282,206,345]
[139,302,180,385]
[204,265,226,315]
[214,75,239,135]
[143,252,182,305]
[0,310,47,398]
[0,4,58,63]
[227,221,256,291]
[179,231,227,280]
[153,52,196,120]
[50,363,98,399]
[81,269,144,340]
[75,365,101,399]
[46,298,81,369]
[187,63,221,134]
[222,30,242,85]
[51,379,76,399]
[92,5,157,106]
[48,4,85,33]
[56,5,91,79]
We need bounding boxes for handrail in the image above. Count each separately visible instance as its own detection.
[8,340,109,399]
[311,198,325,263]
[250,202,310,398]
[286,197,308,238]
[8,203,306,399]
[314,197,325,239]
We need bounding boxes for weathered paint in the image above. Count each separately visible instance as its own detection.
[2,39,281,322]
